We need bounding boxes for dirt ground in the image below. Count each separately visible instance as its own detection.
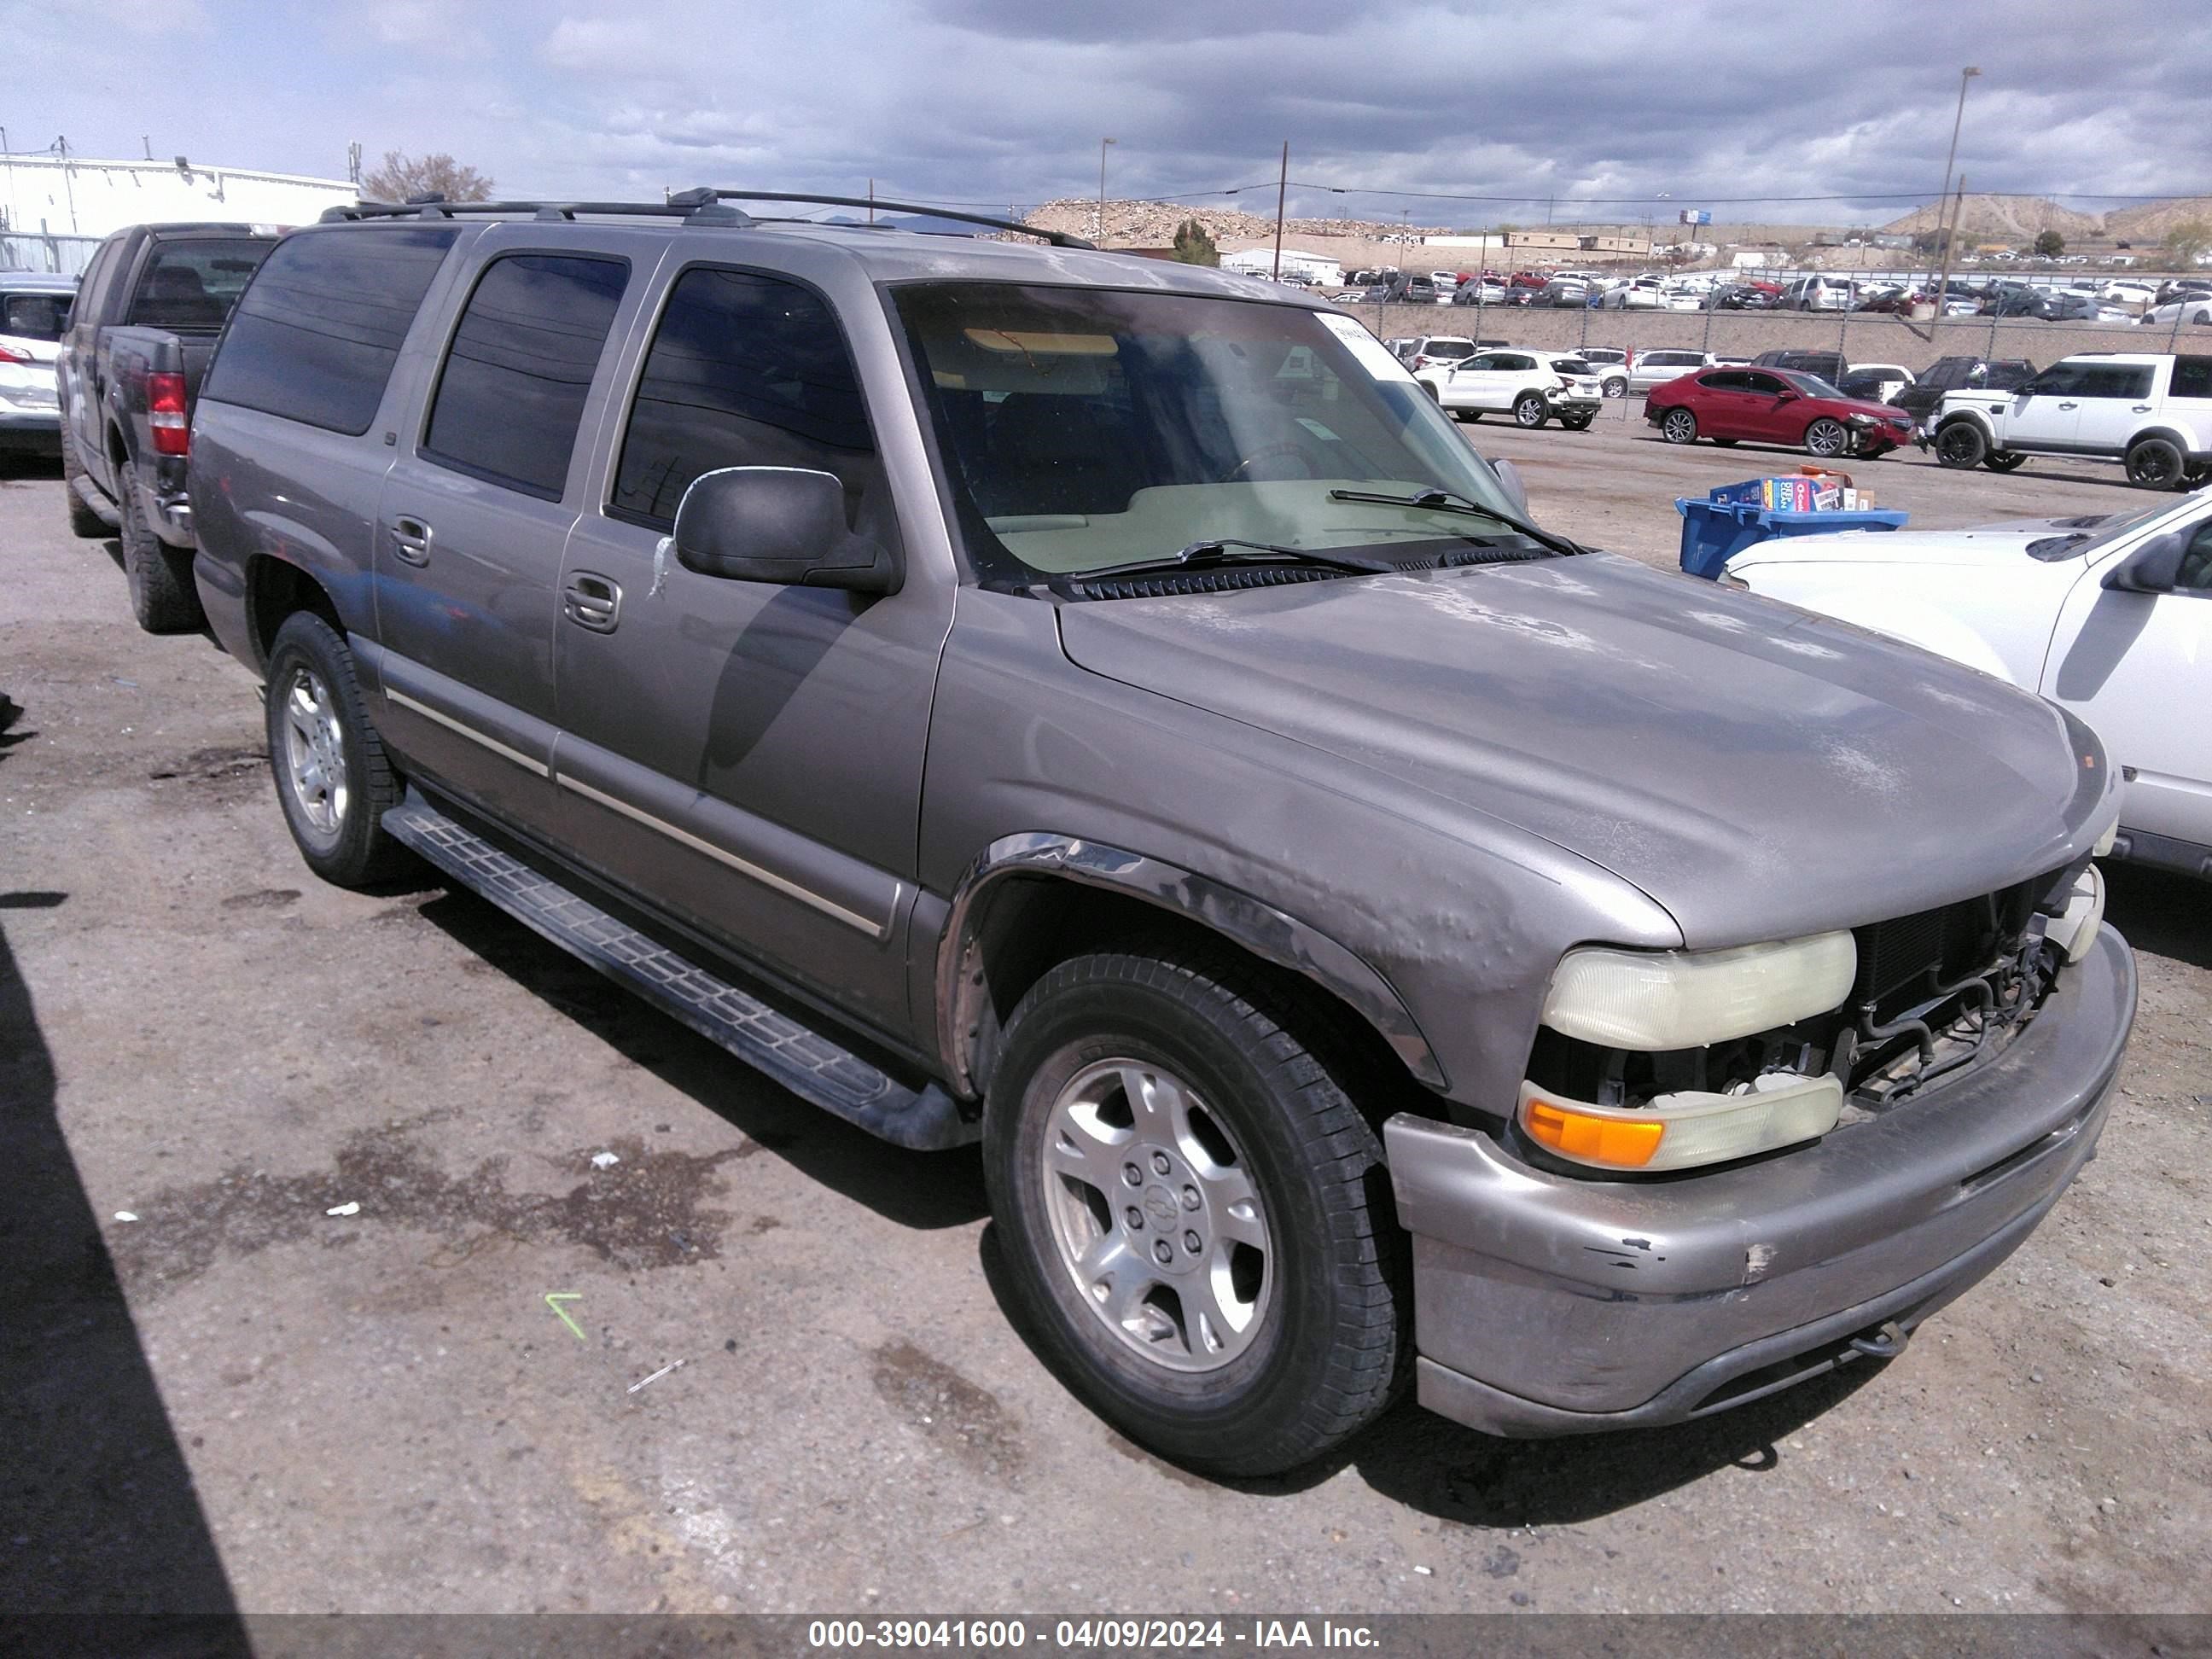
[1,440,2207,1621]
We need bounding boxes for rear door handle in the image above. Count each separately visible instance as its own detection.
[563,572,621,633]
[2056,401,2079,410]
[389,516,433,566]
[2132,404,2152,412]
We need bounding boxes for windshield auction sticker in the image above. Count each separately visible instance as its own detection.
[1317,312,1418,384]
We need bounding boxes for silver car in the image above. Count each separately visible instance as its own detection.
[187,194,2134,1480]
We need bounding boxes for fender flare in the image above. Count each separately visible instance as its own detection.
[934,833,1446,1097]
[2122,425,2192,456]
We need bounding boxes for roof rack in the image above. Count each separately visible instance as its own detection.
[318,188,1094,249]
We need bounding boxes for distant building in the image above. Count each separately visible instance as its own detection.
[1,153,355,267]
[1582,235,1651,256]
[1504,230,1580,253]
[1220,244,1344,288]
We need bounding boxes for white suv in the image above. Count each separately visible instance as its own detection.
[1625,348,1713,394]
[1721,492,2212,878]
[1927,352,2212,489]
[1415,349,1604,428]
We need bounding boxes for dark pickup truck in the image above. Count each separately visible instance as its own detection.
[55,221,276,631]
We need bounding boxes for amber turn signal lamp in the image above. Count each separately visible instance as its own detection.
[1523,1097,1663,1168]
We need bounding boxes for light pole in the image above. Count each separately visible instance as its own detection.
[1930,67,1981,322]
[1096,137,1116,242]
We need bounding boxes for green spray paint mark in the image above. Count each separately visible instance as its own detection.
[544,1291,585,1341]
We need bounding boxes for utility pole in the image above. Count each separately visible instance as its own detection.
[867,178,875,224]
[1096,137,1115,243]
[1272,141,1289,281]
[1932,174,1967,326]
[1930,67,1980,324]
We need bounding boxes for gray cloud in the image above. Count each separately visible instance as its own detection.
[10,0,2209,227]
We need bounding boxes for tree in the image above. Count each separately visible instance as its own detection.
[361,150,494,204]
[2033,229,2065,258]
[2166,219,2212,265]
[1170,218,1220,266]
[1911,227,1952,256]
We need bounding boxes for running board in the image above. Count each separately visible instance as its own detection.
[382,793,977,1150]
[71,474,121,527]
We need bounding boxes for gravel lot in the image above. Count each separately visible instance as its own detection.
[3,440,2206,1621]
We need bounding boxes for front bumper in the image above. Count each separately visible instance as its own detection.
[1384,924,2135,1437]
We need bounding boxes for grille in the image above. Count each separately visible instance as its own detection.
[1851,879,2039,1024]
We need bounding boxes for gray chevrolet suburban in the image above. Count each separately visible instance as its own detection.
[189,192,2136,1478]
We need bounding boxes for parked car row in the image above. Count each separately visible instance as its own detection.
[38,198,2139,1486]
[0,271,78,457]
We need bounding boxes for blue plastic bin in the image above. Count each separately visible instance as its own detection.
[1676,498,1910,580]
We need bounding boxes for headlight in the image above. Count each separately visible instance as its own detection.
[2093,816,2118,859]
[1540,932,1857,1050]
[1846,412,1876,427]
[2046,864,2105,963]
[1717,573,1750,590]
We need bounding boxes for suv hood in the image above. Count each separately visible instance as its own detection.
[1057,556,2100,943]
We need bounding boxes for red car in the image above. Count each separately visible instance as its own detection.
[1643,364,1921,460]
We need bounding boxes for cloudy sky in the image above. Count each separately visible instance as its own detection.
[12,0,2209,226]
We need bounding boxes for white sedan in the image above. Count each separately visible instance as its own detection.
[1415,349,1605,429]
[1722,492,2212,879]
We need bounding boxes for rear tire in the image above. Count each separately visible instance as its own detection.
[1983,451,2028,473]
[119,464,205,634]
[1512,393,1548,428]
[1934,422,1988,469]
[60,432,108,538]
[2125,436,2186,490]
[263,611,409,888]
[982,946,1409,1478]
[1602,376,1627,399]
[1660,407,1698,445]
[1560,413,1594,432]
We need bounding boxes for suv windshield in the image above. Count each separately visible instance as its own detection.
[893,282,1526,584]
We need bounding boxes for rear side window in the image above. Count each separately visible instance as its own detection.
[609,265,876,531]
[3,293,70,340]
[421,253,629,500]
[129,239,272,330]
[204,228,458,436]
[2172,358,2212,399]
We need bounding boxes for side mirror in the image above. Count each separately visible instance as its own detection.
[1492,458,1530,521]
[672,467,898,595]
[2104,529,2188,594]
[1774,389,1798,402]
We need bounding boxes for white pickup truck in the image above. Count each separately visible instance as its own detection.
[1926,351,2212,489]
[1722,492,2212,878]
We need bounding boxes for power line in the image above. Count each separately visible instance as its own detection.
[1284,179,2212,207]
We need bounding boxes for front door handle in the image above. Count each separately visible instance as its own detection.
[563,572,621,633]
[2132,404,2152,412]
[390,516,433,566]
[2056,401,2079,410]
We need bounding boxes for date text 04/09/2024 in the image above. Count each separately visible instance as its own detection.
[803,1619,1380,1650]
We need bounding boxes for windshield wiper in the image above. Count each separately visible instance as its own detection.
[1077,538,1396,583]
[1328,487,1590,561]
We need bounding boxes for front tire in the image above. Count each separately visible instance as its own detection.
[1660,407,1698,445]
[1511,393,1548,428]
[2125,436,2186,490]
[1804,418,1850,458]
[119,464,205,633]
[982,947,1408,1478]
[1934,422,1988,469]
[263,612,409,888]
[60,431,108,538]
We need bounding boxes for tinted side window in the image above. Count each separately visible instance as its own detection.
[1702,371,1749,392]
[610,266,878,532]
[421,253,628,500]
[2024,363,2093,398]
[2172,357,2212,399]
[130,239,271,329]
[3,293,70,340]
[203,227,458,436]
[1741,372,1788,395]
[2071,364,2153,399]
[73,236,124,324]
